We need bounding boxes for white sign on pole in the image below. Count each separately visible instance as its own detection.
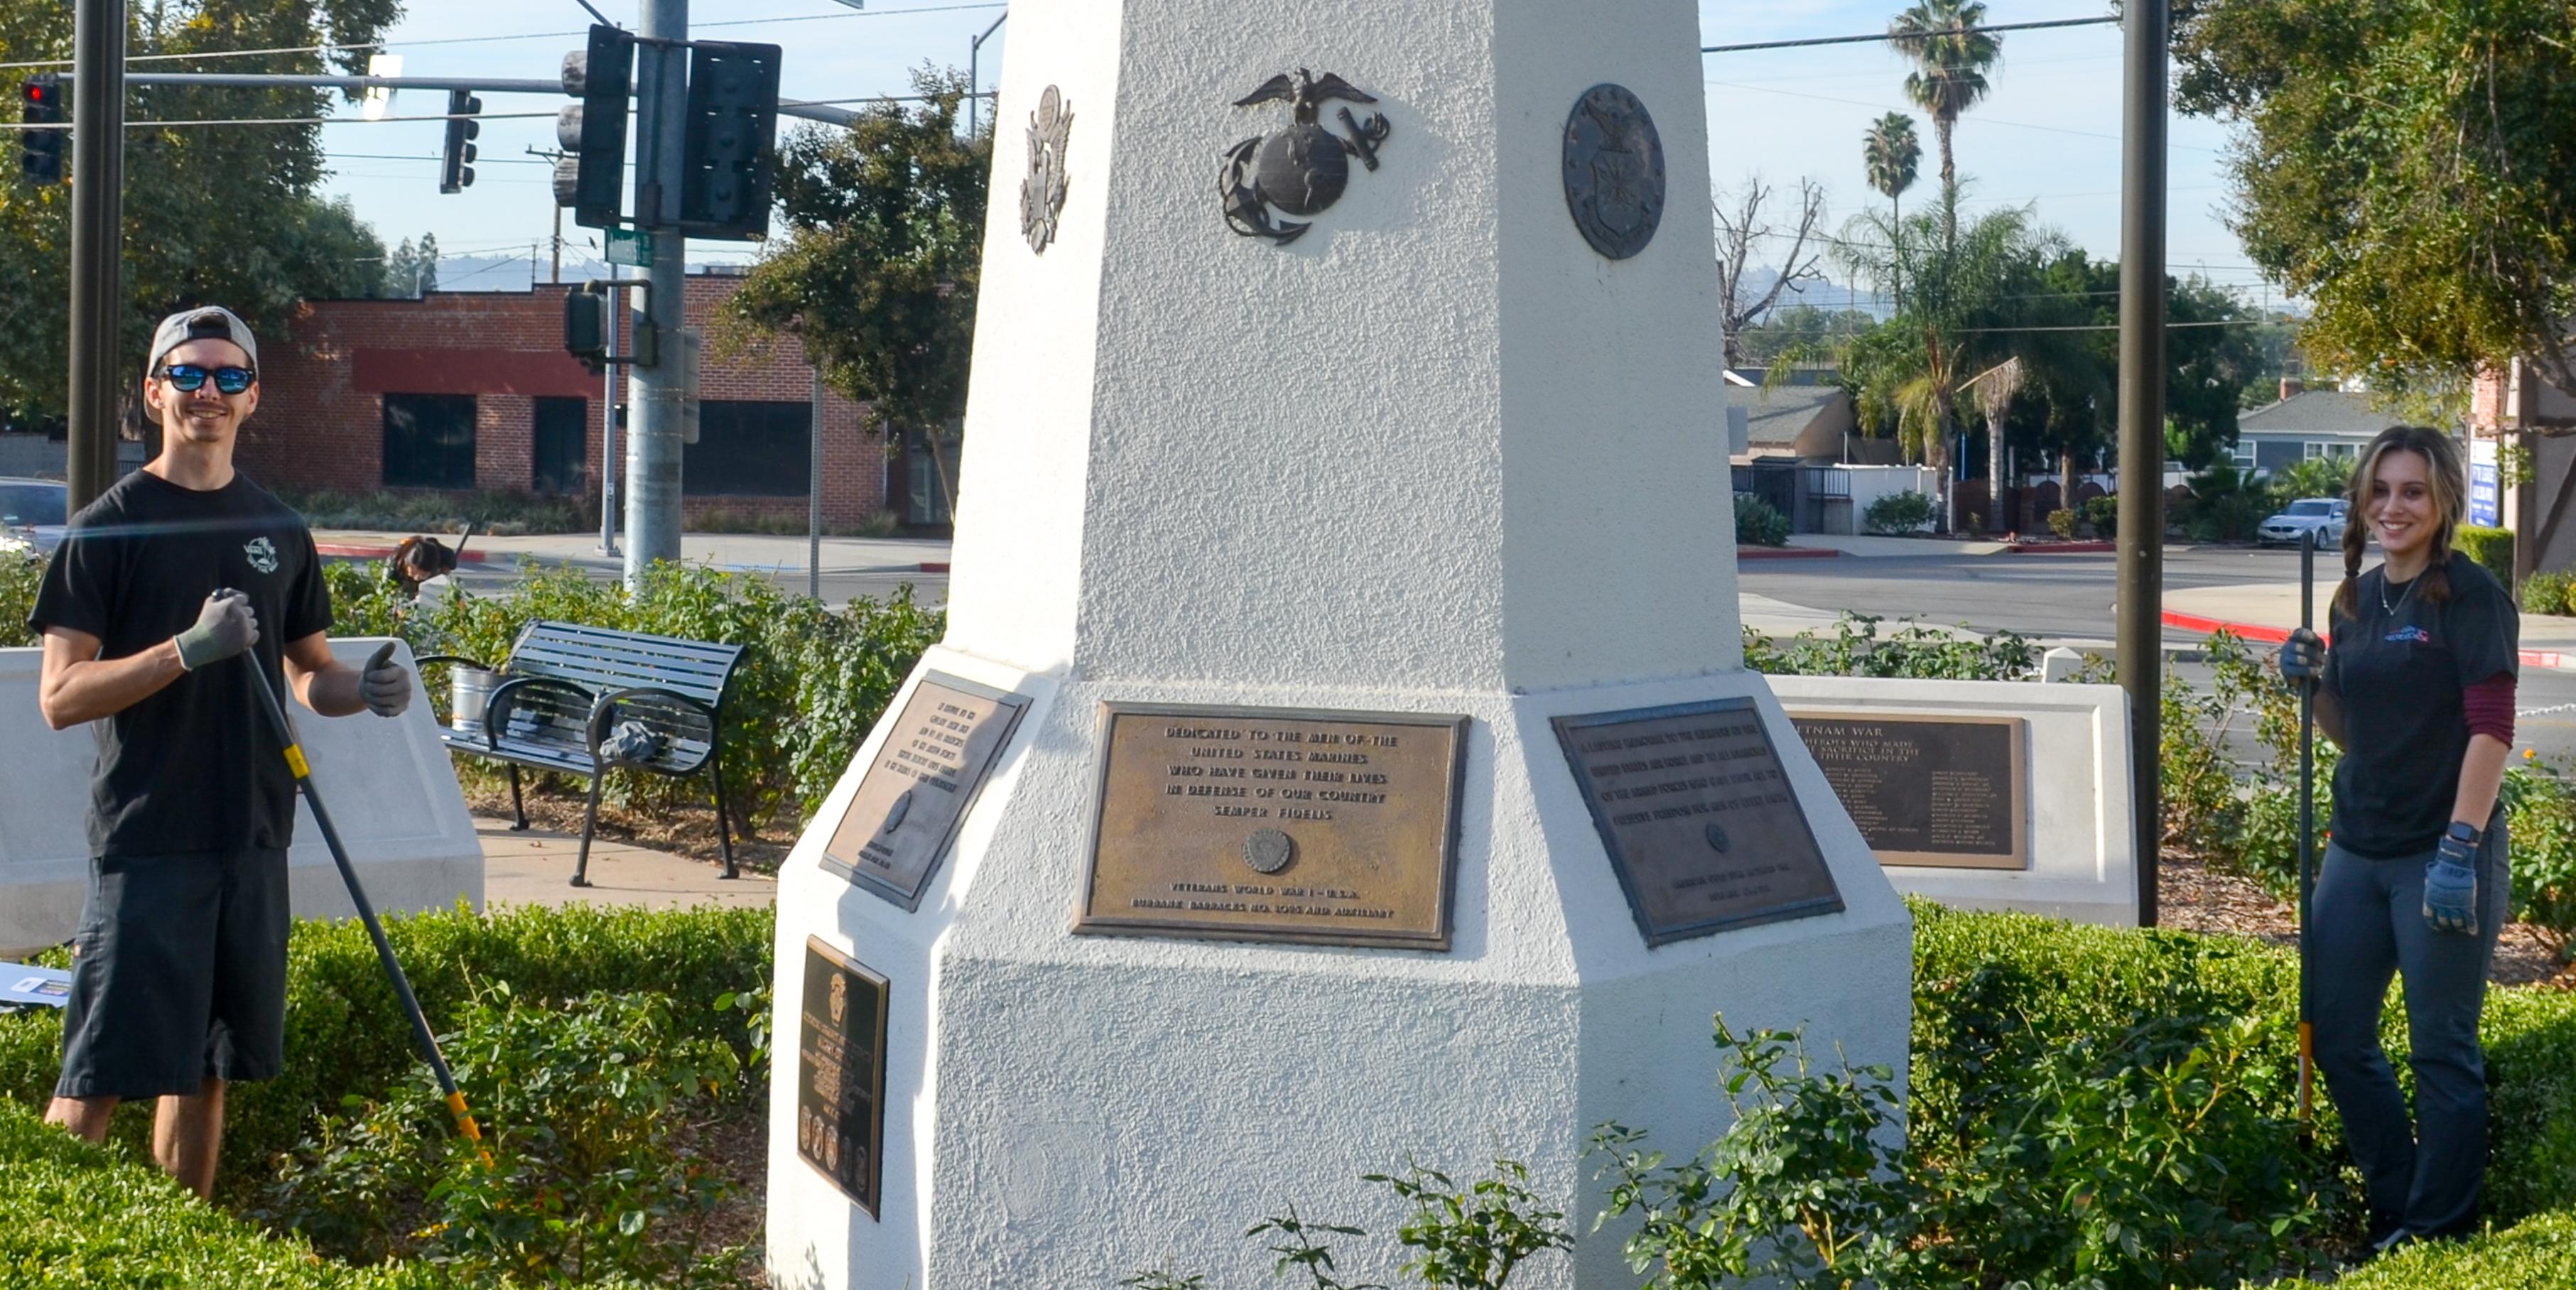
[361,54,402,121]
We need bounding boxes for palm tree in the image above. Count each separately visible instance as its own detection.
[1862,112,1922,312]
[1888,0,2000,244]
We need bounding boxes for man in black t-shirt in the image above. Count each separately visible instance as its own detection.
[28,305,413,1200]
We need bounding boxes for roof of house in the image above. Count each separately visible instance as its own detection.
[1739,384,1848,447]
[2237,390,2405,438]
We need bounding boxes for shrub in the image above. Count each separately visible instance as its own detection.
[272,485,595,537]
[1743,612,2037,681]
[2266,454,2357,511]
[2458,524,2515,587]
[1863,489,1934,534]
[2523,568,2572,615]
[0,544,38,648]
[2046,507,2077,538]
[1733,492,1790,548]
[2083,493,2118,538]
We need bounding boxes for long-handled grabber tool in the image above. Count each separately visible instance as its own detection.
[2297,529,2320,1121]
[239,635,494,1167]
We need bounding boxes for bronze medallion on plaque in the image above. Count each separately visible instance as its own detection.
[1787,712,2029,870]
[1554,698,1844,945]
[822,673,1031,911]
[1076,703,1469,950]
[797,937,888,1215]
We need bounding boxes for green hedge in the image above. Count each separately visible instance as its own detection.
[2458,524,2516,588]
[0,902,772,1207]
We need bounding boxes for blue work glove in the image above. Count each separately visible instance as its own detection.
[2278,627,2324,688]
[2425,829,2480,937]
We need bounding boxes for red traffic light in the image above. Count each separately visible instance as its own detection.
[25,84,46,103]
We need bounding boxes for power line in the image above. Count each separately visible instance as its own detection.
[1704,77,2226,153]
[1701,16,2121,55]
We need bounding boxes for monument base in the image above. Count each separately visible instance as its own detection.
[764,649,1911,1289]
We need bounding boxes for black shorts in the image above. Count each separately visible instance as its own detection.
[54,850,291,1100]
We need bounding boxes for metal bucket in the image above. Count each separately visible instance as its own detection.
[450,667,497,737]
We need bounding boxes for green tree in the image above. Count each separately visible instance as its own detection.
[1887,0,2001,244]
[384,232,439,298]
[2172,0,2576,397]
[1861,112,1921,310]
[721,66,990,518]
[0,0,402,421]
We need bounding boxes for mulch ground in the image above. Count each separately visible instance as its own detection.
[2158,846,2575,988]
[464,781,796,876]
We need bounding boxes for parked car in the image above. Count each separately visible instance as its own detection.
[0,477,67,557]
[2257,497,2349,547]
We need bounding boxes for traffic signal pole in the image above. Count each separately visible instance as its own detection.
[65,0,124,511]
[625,0,688,586]
[2116,0,2170,927]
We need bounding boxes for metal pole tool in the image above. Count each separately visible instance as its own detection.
[2297,529,2319,1120]
[241,637,494,1166]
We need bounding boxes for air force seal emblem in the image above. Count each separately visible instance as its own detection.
[1562,83,1665,260]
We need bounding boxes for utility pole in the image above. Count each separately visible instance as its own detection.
[65,0,126,511]
[809,361,824,600]
[602,266,622,558]
[2116,0,2170,928]
[968,11,1006,137]
[625,0,689,586]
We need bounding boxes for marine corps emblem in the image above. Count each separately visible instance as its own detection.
[1562,83,1665,260]
[1221,69,1391,245]
[1021,85,1072,254]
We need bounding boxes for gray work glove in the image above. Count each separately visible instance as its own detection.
[2278,627,2324,688]
[359,651,412,718]
[2425,829,2480,937]
[173,590,259,671]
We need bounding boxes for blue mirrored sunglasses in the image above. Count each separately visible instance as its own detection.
[156,363,256,394]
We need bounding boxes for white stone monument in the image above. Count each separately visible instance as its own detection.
[764,1,1913,1284]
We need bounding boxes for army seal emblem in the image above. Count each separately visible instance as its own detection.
[1221,69,1391,245]
[1243,828,1297,875]
[1022,85,1072,253]
[1562,84,1665,260]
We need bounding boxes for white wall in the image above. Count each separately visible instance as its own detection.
[1841,465,1940,533]
[0,639,482,953]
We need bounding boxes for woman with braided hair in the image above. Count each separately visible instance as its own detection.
[2276,425,2516,1255]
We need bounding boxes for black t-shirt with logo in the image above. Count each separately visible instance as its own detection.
[2324,549,2518,859]
[28,470,332,857]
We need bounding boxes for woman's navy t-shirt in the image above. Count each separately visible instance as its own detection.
[2324,548,2518,858]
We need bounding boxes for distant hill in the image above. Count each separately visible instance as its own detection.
[1736,267,1893,320]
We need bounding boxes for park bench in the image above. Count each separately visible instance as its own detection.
[420,622,745,886]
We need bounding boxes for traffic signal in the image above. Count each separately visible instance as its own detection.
[556,24,636,230]
[678,41,781,240]
[19,75,63,185]
[565,283,610,372]
[438,90,480,193]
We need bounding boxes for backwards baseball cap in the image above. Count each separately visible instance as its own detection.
[146,305,259,374]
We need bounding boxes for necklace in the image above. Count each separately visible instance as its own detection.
[2379,566,2418,617]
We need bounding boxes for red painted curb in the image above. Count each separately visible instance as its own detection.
[917,562,951,573]
[2003,541,2116,554]
[1740,547,1840,560]
[316,543,490,562]
[2163,608,2570,671]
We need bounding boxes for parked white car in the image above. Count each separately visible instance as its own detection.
[0,477,66,558]
[2257,497,2349,547]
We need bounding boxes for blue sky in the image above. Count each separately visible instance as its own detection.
[309,1,2269,300]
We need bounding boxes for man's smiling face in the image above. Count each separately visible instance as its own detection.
[144,337,259,447]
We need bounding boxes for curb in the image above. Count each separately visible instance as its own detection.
[1742,547,1840,560]
[315,543,490,562]
[2160,609,2573,671]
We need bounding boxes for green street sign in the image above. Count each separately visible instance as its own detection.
[605,227,654,269]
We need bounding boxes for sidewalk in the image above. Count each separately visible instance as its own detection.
[315,529,953,575]
[2164,581,2576,670]
[477,815,775,911]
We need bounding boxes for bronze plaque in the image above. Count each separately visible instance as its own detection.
[1554,698,1844,945]
[796,937,888,1216]
[823,673,1030,910]
[1787,712,2029,870]
[1076,703,1470,950]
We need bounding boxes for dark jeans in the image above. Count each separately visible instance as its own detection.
[2310,823,2509,1240]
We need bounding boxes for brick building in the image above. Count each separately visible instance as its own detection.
[232,271,951,529]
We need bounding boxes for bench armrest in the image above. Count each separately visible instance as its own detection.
[482,676,598,753]
[412,654,492,673]
[587,685,723,773]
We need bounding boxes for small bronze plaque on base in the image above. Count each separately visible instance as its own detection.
[1554,698,1844,946]
[797,937,888,1216]
[822,673,1030,910]
[1787,712,2029,870]
[1076,703,1469,950]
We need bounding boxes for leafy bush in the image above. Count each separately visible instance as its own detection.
[2458,524,2516,587]
[1863,489,1934,534]
[2265,454,2357,510]
[0,544,38,648]
[2083,493,2119,538]
[1733,492,1790,548]
[344,558,941,830]
[1744,612,2037,681]
[2177,464,2272,542]
[265,985,747,1286]
[2045,507,2077,538]
[2523,568,2572,615]
[272,486,595,537]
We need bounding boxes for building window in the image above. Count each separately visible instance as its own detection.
[382,394,477,489]
[683,401,810,497]
[2232,440,2257,470]
[532,397,588,494]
